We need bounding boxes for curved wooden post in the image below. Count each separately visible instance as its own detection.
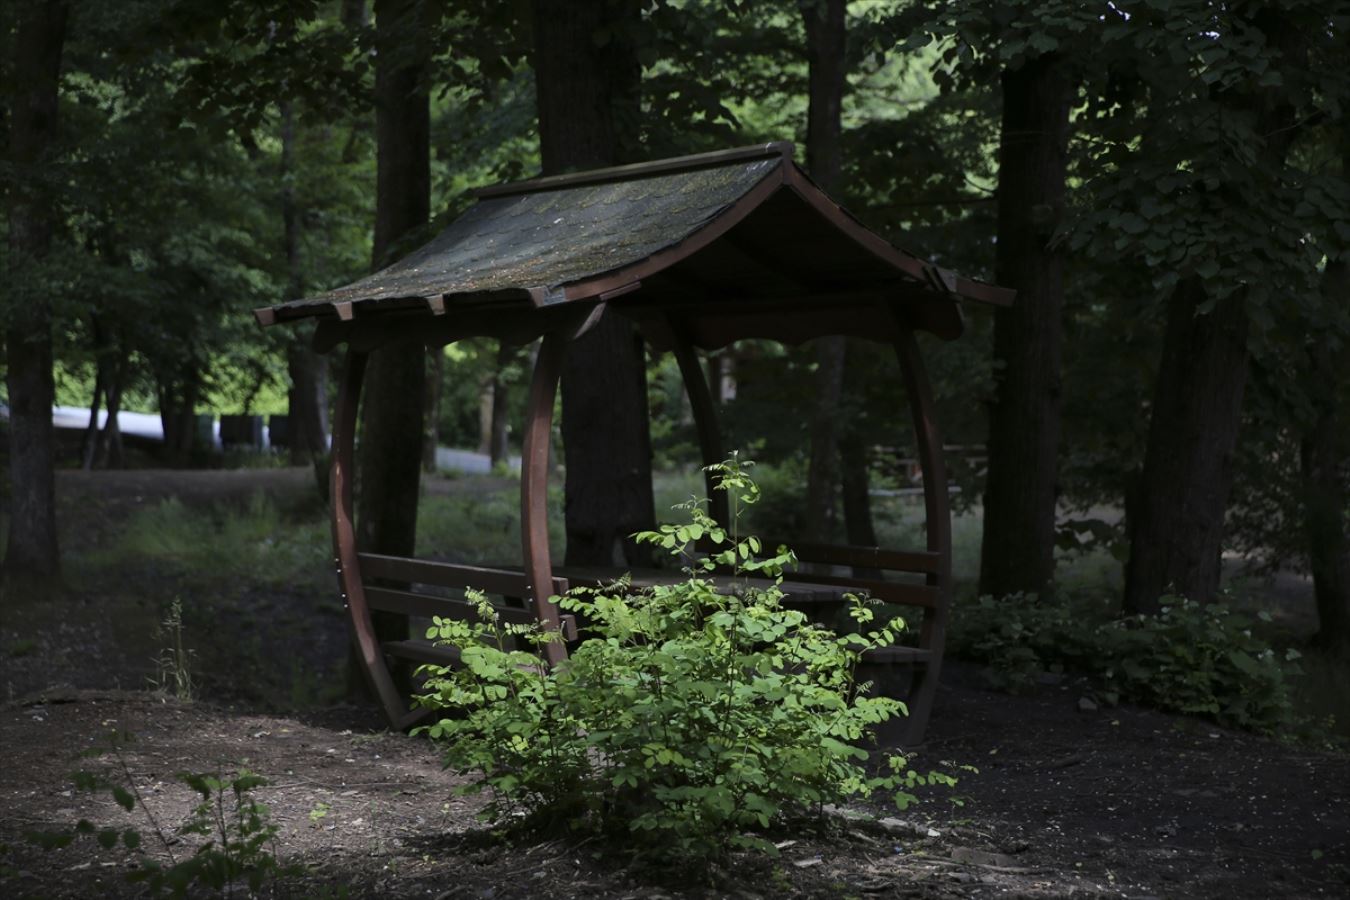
[331,348,408,724]
[521,332,570,666]
[893,325,952,745]
[669,327,729,527]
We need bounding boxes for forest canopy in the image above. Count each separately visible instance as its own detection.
[2,0,1347,646]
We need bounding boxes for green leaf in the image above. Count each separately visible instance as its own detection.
[112,785,136,812]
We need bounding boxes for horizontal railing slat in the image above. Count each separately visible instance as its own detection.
[777,572,940,609]
[358,553,569,598]
[765,538,941,575]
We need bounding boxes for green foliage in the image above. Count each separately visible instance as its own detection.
[415,458,956,863]
[950,594,1305,734]
[26,734,296,898]
[94,493,328,588]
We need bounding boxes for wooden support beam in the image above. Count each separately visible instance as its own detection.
[330,349,409,725]
[520,329,571,666]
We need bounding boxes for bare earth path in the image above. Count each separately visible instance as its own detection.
[0,468,1346,897]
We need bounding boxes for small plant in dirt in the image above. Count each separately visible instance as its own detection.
[150,597,195,701]
[951,593,1306,734]
[415,456,956,863]
[26,734,298,897]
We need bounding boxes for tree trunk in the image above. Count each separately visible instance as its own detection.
[489,340,516,467]
[422,348,443,473]
[157,363,201,462]
[3,0,68,584]
[800,0,848,543]
[1123,281,1250,613]
[978,53,1072,600]
[98,357,125,469]
[351,0,430,692]
[279,97,331,477]
[839,434,878,547]
[532,0,655,567]
[1303,255,1349,650]
[81,360,105,472]
[287,340,329,459]
[1123,12,1298,615]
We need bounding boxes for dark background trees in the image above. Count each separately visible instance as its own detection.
[2,0,1347,655]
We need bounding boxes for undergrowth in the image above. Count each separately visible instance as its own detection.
[26,733,298,898]
[86,493,328,588]
[949,593,1330,740]
[414,457,960,865]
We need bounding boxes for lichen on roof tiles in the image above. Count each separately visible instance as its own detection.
[279,157,781,314]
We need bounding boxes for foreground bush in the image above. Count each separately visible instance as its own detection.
[416,458,954,861]
[950,593,1303,734]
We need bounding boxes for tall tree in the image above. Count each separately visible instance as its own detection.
[1122,8,1303,613]
[978,52,1073,599]
[3,0,70,583]
[532,0,656,567]
[279,99,330,479]
[355,0,429,655]
[1303,248,1349,650]
[800,0,848,543]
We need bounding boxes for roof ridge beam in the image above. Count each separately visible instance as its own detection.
[472,142,794,200]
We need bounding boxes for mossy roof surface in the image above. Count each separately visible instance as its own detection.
[283,157,781,313]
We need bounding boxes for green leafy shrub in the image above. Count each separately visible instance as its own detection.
[27,736,297,897]
[415,457,955,862]
[950,594,1303,734]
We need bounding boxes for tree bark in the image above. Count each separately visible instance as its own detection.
[800,0,848,543]
[279,98,331,475]
[978,53,1073,600]
[351,0,430,691]
[1122,11,1299,614]
[1123,282,1250,612]
[1303,255,1349,650]
[422,348,443,473]
[3,0,68,583]
[158,365,201,462]
[532,0,655,567]
[357,0,429,559]
[96,345,126,469]
[489,340,517,467]
[81,355,106,472]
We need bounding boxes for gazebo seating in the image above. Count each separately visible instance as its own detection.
[253,143,1013,745]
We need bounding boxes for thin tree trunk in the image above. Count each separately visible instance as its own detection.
[979,53,1072,600]
[350,0,430,695]
[81,360,105,472]
[1303,255,1349,650]
[3,0,68,584]
[279,96,329,474]
[532,0,655,568]
[98,354,125,469]
[489,340,516,467]
[800,0,847,543]
[422,348,443,473]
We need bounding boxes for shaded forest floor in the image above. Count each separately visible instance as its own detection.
[1,467,1347,898]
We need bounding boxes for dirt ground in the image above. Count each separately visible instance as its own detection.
[1,468,1347,898]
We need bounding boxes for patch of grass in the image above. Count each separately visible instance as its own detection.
[81,493,328,589]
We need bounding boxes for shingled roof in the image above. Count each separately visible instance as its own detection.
[254,143,1012,345]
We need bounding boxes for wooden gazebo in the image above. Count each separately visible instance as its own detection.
[255,143,1012,745]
